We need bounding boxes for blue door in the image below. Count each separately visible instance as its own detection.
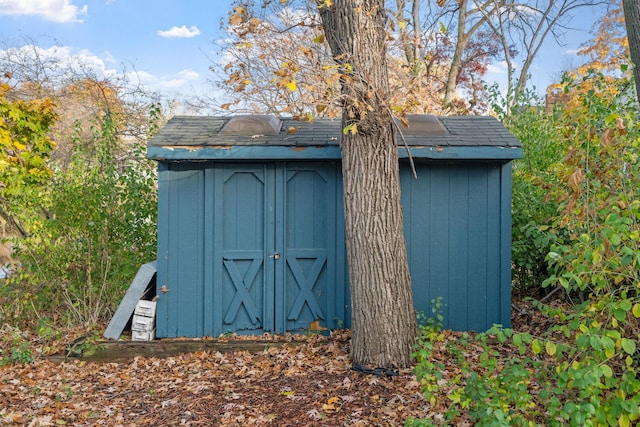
[215,162,344,335]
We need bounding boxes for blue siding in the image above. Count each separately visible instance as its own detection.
[400,162,511,331]
[157,160,512,336]
[156,163,206,337]
[156,161,347,337]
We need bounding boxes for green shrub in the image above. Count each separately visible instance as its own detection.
[491,86,565,291]
[2,112,157,328]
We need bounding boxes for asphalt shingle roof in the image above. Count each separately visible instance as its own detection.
[148,115,522,149]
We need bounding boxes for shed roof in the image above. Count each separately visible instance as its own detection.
[147,115,522,161]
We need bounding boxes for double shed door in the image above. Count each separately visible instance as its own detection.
[156,161,346,337]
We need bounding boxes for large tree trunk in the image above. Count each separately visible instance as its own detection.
[317,0,418,368]
[623,0,640,103]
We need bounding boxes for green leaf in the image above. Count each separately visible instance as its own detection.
[619,414,630,427]
[600,364,613,378]
[621,338,636,355]
[342,123,357,135]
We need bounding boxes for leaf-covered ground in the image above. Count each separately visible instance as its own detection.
[1,298,544,426]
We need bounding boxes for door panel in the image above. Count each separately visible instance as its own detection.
[214,162,339,334]
[282,165,336,331]
[219,166,270,333]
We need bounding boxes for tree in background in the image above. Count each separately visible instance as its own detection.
[212,0,502,115]
[463,0,608,114]
[0,39,159,169]
[623,0,640,102]
[546,0,629,111]
[214,0,609,115]
[317,0,418,368]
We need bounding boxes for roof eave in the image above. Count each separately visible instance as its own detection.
[147,145,523,162]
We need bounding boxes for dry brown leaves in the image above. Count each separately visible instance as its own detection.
[0,296,555,426]
[1,332,429,426]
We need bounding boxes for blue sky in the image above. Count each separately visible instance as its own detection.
[0,0,608,105]
[0,0,222,98]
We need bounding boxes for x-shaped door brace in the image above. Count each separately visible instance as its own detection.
[223,257,262,325]
[287,254,327,321]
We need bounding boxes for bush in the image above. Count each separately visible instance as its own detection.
[1,113,157,328]
[491,87,565,291]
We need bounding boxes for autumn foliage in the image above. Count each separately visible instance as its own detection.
[0,80,57,199]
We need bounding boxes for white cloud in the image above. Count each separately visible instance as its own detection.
[0,0,87,23]
[2,44,204,97]
[157,25,201,38]
[176,69,199,81]
[564,47,587,56]
[129,68,200,91]
[487,63,506,74]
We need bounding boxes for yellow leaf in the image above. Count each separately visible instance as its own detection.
[632,303,640,318]
[286,80,297,91]
[545,341,557,356]
[309,320,326,331]
[619,414,630,427]
[531,339,543,355]
[327,396,339,405]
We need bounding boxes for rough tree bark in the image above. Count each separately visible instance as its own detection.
[317,0,418,368]
[623,0,640,103]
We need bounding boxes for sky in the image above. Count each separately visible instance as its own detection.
[0,0,611,108]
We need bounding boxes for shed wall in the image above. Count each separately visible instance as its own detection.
[401,161,512,330]
[156,160,512,337]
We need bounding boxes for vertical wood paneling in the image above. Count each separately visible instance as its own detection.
[203,166,215,336]
[401,161,511,331]
[485,164,502,327]
[156,159,513,336]
[155,163,170,337]
[400,165,430,320]
[283,163,334,331]
[447,165,469,330]
[428,167,450,316]
[466,165,489,330]
[157,163,205,337]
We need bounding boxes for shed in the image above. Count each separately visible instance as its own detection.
[147,115,522,337]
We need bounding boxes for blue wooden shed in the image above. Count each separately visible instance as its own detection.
[147,115,522,337]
